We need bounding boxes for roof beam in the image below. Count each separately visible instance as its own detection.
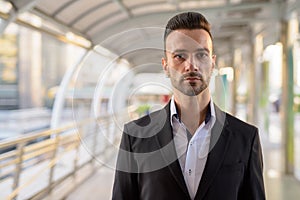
[287,0,300,17]
[52,0,79,17]
[113,0,132,18]
[32,7,91,41]
[1,0,38,33]
[82,9,122,33]
[9,0,39,12]
[68,1,111,26]
[168,0,179,11]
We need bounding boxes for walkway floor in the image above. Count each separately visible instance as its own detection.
[66,166,114,200]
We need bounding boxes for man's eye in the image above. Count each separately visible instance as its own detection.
[174,54,185,59]
[197,52,208,59]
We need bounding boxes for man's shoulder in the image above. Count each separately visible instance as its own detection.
[128,108,167,124]
[125,107,170,133]
[214,104,257,130]
[224,112,258,135]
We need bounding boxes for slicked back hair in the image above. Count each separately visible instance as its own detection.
[164,12,213,52]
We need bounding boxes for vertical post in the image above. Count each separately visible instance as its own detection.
[91,122,99,166]
[281,17,296,174]
[48,132,59,193]
[73,130,81,176]
[12,142,25,199]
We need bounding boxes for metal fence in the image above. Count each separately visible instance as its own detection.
[0,114,124,200]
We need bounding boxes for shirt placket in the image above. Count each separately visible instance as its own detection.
[184,135,197,198]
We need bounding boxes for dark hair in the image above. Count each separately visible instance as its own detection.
[164,12,213,50]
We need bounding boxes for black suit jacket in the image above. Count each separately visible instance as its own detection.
[112,102,265,200]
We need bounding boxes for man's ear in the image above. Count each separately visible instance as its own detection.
[212,54,217,69]
[211,55,218,76]
[162,57,169,77]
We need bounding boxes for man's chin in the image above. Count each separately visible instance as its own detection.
[182,89,202,96]
[183,85,208,96]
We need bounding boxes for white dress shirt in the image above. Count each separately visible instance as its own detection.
[170,97,216,199]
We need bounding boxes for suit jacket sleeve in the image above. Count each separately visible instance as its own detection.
[112,125,139,200]
[241,128,265,200]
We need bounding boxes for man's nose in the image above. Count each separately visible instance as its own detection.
[185,55,198,72]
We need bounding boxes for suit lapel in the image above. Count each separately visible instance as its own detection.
[154,102,190,198]
[195,105,231,200]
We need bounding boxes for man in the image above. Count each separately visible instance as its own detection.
[112,12,265,200]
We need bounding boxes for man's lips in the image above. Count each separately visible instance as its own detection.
[183,72,202,81]
[184,77,201,81]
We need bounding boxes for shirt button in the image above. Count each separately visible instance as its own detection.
[189,169,192,175]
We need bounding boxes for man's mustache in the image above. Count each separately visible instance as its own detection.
[182,72,203,79]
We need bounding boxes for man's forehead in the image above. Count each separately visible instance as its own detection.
[167,29,210,39]
[165,29,212,51]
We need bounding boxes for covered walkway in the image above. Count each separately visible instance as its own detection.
[1,0,300,199]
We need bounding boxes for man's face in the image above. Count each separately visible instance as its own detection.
[162,29,216,96]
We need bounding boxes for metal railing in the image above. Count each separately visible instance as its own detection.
[0,114,124,200]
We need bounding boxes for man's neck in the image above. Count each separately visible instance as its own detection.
[173,89,211,134]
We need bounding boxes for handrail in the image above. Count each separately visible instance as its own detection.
[0,113,126,200]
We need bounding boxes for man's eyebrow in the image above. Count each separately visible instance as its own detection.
[170,49,188,54]
[170,48,211,54]
[195,48,210,53]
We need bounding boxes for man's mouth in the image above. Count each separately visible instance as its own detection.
[183,72,202,80]
[184,77,201,81]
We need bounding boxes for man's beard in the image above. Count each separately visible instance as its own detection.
[171,71,211,96]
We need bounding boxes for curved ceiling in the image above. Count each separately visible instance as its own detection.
[1,0,300,71]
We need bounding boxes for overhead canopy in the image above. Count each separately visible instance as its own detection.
[1,0,300,71]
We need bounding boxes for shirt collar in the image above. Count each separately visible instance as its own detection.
[170,96,216,127]
[170,96,178,126]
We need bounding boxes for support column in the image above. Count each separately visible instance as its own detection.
[230,45,237,116]
[231,48,242,116]
[248,34,263,125]
[18,27,43,108]
[280,13,297,174]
